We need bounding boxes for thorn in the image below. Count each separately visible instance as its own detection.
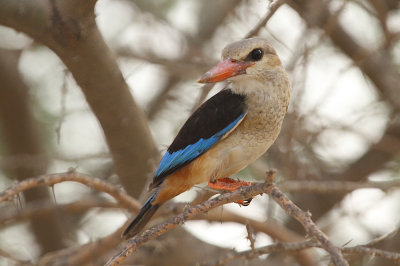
[342,239,353,247]
[50,184,57,204]
[219,205,224,224]
[56,69,69,144]
[16,193,22,211]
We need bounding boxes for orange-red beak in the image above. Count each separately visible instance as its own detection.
[197,59,254,83]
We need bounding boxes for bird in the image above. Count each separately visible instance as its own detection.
[122,37,291,239]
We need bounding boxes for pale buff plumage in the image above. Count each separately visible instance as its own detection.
[154,38,291,204]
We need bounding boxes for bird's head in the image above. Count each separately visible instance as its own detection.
[198,37,283,84]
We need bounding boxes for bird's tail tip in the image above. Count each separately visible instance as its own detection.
[122,193,160,239]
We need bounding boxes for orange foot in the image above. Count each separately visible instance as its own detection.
[208,177,253,206]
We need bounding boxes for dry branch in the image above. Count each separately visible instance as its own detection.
[280,179,400,193]
[202,236,400,265]
[343,246,400,263]
[105,183,269,265]
[0,197,119,226]
[105,171,347,266]
[201,239,318,266]
[264,170,348,266]
[39,226,124,266]
[288,0,400,109]
[0,171,141,212]
[0,171,140,265]
[173,199,317,265]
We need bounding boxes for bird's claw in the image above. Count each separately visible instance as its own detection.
[236,198,253,206]
[208,177,253,206]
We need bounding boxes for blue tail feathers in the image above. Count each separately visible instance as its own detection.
[122,191,160,239]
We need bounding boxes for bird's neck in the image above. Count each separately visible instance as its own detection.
[228,68,291,109]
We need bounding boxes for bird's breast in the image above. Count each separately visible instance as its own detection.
[242,87,288,140]
[208,80,290,179]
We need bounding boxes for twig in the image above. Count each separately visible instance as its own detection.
[0,171,141,212]
[117,49,210,77]
[244,0,286,38]
[287,0,400,110]
[190,84,215,112]
[39,226,124,266]
[55,68,69,144]
[342,246,400,263]
[245,223,256,257]
[0,248,33,265]
[146,76,180,120]
[202,235,400,266]
[364,229,399,247]
[200,239,318,266]
[280,179,400,193]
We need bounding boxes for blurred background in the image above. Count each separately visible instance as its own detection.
[0,0,399,265]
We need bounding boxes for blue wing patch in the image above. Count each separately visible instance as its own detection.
[154,113,245,180]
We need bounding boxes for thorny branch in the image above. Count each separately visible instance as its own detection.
[0,197,119,226]
[264,170,347,266]
[105,170,348,266]
[201,239,318,266]
[201,232,400,266]
[279,179,400,193]
[0,170,141,212]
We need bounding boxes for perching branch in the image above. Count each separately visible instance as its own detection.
[105,182,270,265]
[105,170,347,266]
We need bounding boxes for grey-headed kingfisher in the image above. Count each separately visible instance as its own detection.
[123,37,291,239]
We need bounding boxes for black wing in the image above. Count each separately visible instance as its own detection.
[151,89,247,188]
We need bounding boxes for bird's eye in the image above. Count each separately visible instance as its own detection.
[249,48,263,61]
